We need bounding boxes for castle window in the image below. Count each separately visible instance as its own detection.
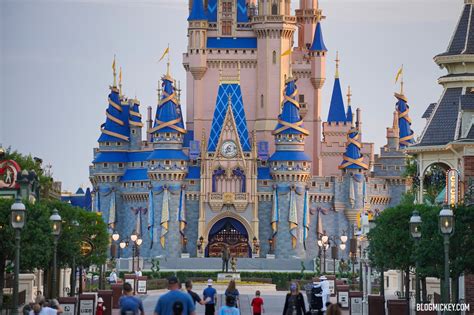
[151,161,155,165]
[272,51,276,64]
[141,162,144,167]
[261,161,267,166]
[263,181,268,186]
[374,184,378,189]
[117,142,122,146]
[193,160,198,166]
[166,133,171,137]
[299,94,305,103]
[118,163,124,168]
[260,94,264,108]
[312,181,316,187]
[105,142,110,146]
[165,160,171,165]
[222,21,232,36]
[383,184,387,190]
[222,0,232,15]
[190,180,195,185]
[132,182,135,187]
[325,182,329,188]
[180,161,185,165]
[303,162,307,167]
[271,1,278,15]
[103,163,108,168]
[288,161,293,166]
[141,182,144,187]
[132,129,136,134]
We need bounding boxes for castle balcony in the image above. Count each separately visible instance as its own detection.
[209,192,249,212]
[251,15,297,24]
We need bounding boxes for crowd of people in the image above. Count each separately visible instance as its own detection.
[24,274,343,315]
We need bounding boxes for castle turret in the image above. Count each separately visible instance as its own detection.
[252,0,296,151]
[346,86,353,123]
[270,77,310,258]
[308,21,327,175]
[98,57,130,147]
[394,92,414,148]
[128,98,143,150]
[186,0,208,139]
[296,0,323,50]
[339,118,368,172]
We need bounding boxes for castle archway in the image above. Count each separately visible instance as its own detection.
[205,216,252,258]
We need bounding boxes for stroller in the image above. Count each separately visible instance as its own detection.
[305,283,324,314]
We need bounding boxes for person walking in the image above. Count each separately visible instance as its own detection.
[203,279,217,315]
[109,269,118,284]
[250,290,264,315]
[222,246,230,272]
[119,283,144,315]
[282,282,306,315]
[154,276,195,315]
[218,296,240,315]
[224,280,240,309]
[319,276,331,311]
[185,280,206,307]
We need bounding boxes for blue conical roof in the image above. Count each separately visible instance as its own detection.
[310,22,328,52]
[339,126,368,170]
[98,86,130,142]
[273,78,309,135]
[327,77,347,122]
[188,0,207,21]
[346,104,353,122]
[151,76,186,135]
[395,94,415,148]
[129,99,143,127]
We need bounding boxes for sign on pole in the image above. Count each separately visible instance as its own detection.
[445,169,460,207]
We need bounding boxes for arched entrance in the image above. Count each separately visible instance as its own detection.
[205,217,251,258]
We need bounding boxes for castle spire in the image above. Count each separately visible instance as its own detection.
[188,0,207,21]
[309,22,328,52]
[346,85,353,123]
[394,91,415,148]
[339,122,368,170]
[112,55,117,87]
[327,52,346,123]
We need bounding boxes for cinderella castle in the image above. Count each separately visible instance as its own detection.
[89,0,414,264]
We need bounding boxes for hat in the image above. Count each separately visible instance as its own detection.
[97,298,104,303]
[320,275,327,281]
[167,276,179,285]
[207,279,213,286]
[50,299,59,307]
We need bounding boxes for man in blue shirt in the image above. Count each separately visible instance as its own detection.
[154,276,196,315]
[119,283,144,315]
[203,279,217,315]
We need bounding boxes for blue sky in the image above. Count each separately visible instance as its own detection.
[0,0,461,191]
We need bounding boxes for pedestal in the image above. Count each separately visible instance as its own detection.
[217,273,241,282]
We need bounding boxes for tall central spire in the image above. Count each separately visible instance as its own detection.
[327,51,347,123]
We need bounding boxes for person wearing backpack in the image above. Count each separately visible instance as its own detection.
[119,283,144,315]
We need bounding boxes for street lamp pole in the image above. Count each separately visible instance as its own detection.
[49,209,62,299]
[410,210,422,307]
[439,207,454,307]
[11,198,26,315]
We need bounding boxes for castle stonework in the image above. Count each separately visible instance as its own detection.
[90,0,413,261]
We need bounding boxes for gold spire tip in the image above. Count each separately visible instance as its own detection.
[112,54,117,87]
[335,51,340,78]
[347,85,352,105]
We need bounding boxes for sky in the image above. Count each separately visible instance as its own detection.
[0,0,462,192]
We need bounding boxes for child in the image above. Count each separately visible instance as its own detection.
[96,297,106,315]
[218,295,240,315]
[251,291,264,315]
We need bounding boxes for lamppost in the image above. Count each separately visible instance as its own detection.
[326,234,348,276]
[125,231,143,272]
[410,210,422,306]
[318,232,330,273]
[439,207,454,306]
[11,198,26,315]
[49,209,62,299]
[70,220,80,297]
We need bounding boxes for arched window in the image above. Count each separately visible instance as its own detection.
[271,1,278,15]
[260,94,264,108]
[272,51,276,64]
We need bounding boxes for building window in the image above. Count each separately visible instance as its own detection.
[166,133,171,137]
[325,182,329,188]
[272,51,276,64]
[222,21,232,36]
[261,161,266,166]
[103,163,109,168]
[263,181,268,186]
[180,161,185,165]
[222,0,232,15]
[271,1,278,15]
[374,184,378,189]
[303,162,307,167]
[190,180,195,185]
[288,161,293,166]
[165,160,171,165]
[117,142,122,146]
[105,142,110,146]
[132,129,136,134]
[299,94,305,103]
[118,163,124,168]
[312,181,316,187]
[260,94,264,108]
[141,162,144,167]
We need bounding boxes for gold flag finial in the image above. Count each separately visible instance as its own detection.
[119,66,123,96]
[395,64,404,95]
[335,51,340,78]
[347,85,352,105]
[112,54,117,87]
